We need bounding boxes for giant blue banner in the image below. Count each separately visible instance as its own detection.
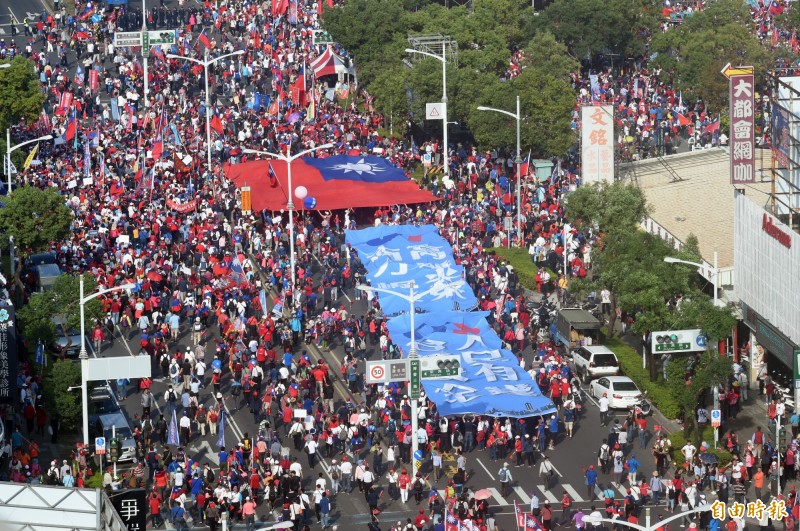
[346,225,477,316]
[387,311,556,418]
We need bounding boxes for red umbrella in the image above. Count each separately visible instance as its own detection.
[146,271,163,282]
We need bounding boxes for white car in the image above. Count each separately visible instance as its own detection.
[590,376,642,409]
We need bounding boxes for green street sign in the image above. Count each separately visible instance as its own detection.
[147,30,177,46]
[409,358,421,399]
[655,342,691,352]
[142,31,149,57]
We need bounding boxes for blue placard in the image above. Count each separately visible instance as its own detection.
[413,450,423,460]
[95,436,106,449]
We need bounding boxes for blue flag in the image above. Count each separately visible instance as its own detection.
[167,411,179,446]
[217,410,226,448]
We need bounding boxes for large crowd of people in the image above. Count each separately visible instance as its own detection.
[0,0,796,529]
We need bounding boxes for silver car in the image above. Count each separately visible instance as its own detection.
[51,316,84,357]
[94,412,136,462]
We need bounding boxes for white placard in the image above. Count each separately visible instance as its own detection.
[426,102,445,120]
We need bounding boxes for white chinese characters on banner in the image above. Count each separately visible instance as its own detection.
[730,73,756,184]
[581,105,614,183]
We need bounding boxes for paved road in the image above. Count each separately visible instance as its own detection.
[91,272,667,530]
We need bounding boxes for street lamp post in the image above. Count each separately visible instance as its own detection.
[167,50,245,195]
[5,131,53,195]
[79,276,137,446]
[242,143,333,293]
[404,47,449,177]
[663,250,719,306]
[357,281,437,472]
[477,95,523,245]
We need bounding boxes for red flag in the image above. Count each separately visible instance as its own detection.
[225,154,436,211]
[772,28,780,47]
[268,162,279,188]
[268,97,280,116]
[675,113,691,126]
[65,113,77,142]
[291,76,306,106]
[57,92,73,116]
[199,31,212,49]
[89,69,99,92]
[514,500,526,529]
[210,113,224,134]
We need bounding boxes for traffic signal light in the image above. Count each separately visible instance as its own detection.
[109,438,120,462]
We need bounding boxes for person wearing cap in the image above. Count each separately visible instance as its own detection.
[584,464,598,500]
[242,495,257,531]
[498,461,513,497]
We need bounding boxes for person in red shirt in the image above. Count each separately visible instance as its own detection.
[148,490,163,528]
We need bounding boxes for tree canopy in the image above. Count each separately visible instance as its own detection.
[565,182,736,339]
[0,186,73,257]
[527,0,659,61]
[650,0,773,112]
[0,57,46,134]
[18,275,103,355]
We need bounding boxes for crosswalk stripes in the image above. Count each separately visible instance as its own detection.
[488,487,507,506]
[536,485,559,503]
[594,485,605,499]
[611,482,629,497]
[514,486,532,505]
[562,484,584,503]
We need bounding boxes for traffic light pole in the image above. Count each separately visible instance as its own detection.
[357,282,436,472]
[112,425,117,479]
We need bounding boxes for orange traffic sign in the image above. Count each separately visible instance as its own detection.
[721,63,754,79]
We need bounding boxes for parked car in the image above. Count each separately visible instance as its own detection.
[91,412,136,462]
[51,316,84,357]
[590,376,642,409]
[89,385,120,416]
[571,345,619,383]
[27,252,57,267]
[34,263,62,291]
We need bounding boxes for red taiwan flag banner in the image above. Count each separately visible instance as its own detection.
[514,500,526,530]
[291,76,306,106]
[89,69,100,92]
[268,162,279,188]
[225,154,436,210]
[199,30,212,49]
[210,113,224,134]
[675,112,692,127]
[56,91,73,116]
[64,110,78,142]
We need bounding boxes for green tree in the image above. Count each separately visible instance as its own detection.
[18,275,103,357]
[529,0,658,61]
[0,57,46,134]
[674,295,738,342]
[466,70,576,157]
[650,0,772,112]
[43,359,82,433]
[666,350,732,441]
[564,181,649,233]
[0,186,73,258]
[369,65,412,135]
[521,31,580,82]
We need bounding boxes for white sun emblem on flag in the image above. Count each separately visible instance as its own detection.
[330,158,385,175]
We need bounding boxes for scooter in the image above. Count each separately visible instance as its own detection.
[635,390,652,416]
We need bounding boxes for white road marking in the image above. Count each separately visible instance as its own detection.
[476,457,496,481]
[489,487,506,506]
[536,485,559,503]
[563,483,584,502]
[514,486,531,504]
[7,7,18,24]
[190,440,220,465]
[611,481,629,496]
[595,485,604,499]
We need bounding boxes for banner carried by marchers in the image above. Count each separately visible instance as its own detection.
[345,225,477,315]
[386,310,556,418]
[166,198,197,212]
[226,155,435,210]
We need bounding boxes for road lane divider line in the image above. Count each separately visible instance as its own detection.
[476,457,496,481]
[488,487,506,506]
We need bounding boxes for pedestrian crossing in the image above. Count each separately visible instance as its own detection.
[481,481,645,507]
